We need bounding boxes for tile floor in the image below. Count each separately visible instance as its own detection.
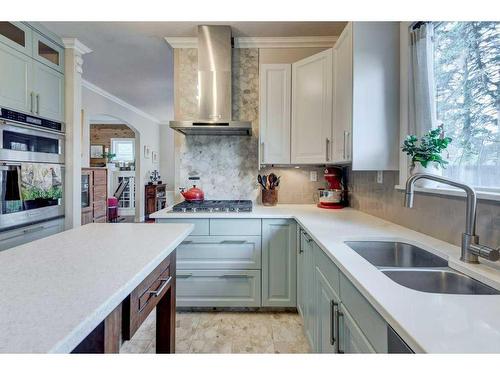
[120,310,311,354]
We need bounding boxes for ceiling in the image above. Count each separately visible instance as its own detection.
[42,22,347,122]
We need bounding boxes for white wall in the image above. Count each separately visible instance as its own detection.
[81,82,161,221]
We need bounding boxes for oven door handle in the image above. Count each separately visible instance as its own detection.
[1,120,65,137]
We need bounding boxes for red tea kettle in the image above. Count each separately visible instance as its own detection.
[180,177,205,202]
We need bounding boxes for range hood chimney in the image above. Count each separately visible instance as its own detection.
[170,25,252,136]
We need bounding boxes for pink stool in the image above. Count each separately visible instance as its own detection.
[108,197,118,223]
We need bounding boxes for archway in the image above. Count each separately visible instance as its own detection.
[83,114,142,222]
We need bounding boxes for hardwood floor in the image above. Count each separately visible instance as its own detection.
[120,310,310,354]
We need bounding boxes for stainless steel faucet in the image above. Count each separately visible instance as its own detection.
[404,173,499,264]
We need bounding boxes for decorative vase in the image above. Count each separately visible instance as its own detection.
[410,162,442,188]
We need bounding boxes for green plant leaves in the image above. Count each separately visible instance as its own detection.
[401,128,452,169]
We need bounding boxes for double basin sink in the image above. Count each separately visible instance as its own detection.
[345,241,499,295]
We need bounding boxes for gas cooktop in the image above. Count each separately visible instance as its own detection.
[172,200,253,213]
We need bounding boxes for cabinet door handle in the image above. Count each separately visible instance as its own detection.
[261,142,265,164]
[148,276,172,297]
[220,274,248,279]
[220,240,246,245]
[337,309,345,354]
[30,92,34,113]
[331,300,338,346]
[343,131,347,159]
[36,94,40,115]
[325,138,330,161]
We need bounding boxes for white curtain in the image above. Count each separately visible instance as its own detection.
[408,23,436,137]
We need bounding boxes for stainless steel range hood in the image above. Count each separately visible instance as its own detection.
[169,25,252,136]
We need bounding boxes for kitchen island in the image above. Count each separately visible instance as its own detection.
[152,205,500,353]
[0,223,193,353]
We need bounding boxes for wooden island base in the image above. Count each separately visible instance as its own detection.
[73,251,176,354]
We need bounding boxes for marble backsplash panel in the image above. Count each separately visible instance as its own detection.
[349,170,500,249]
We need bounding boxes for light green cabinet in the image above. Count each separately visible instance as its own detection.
[338,303,376,353]
[0,22,64,121]
[300,230,317,350]
[297,229,306,317]
[0,45,32,113]
[316,266,340,353]
[298,227,390,354]
[33,62,64,121]
[262,219,297,307]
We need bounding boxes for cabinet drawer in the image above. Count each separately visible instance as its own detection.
[156,218,209,236]
[123,253,173,340]
[209,219,261,236]
[177,269,261,307]
[178,236,261,270]
[339,273,388,353]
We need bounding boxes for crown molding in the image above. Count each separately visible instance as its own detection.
[164,36,338,49]
[235,36,338,48]
[82,80,160,124]
[62,38,93,55]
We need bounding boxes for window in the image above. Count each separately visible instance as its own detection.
[433,22,499,190]
[111,138,135,162]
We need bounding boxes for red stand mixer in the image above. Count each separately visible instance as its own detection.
[317,167,347,209]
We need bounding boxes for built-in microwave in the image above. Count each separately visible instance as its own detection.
[0,107,65,164]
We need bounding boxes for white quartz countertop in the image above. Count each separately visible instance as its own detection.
[0,223,193,353]
[152,204,500,353]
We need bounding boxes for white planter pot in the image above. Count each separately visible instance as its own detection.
[410,163,442,188]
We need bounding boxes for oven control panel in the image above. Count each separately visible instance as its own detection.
[0,108,63,132]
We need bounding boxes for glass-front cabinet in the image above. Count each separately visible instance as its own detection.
[0,22,32,55]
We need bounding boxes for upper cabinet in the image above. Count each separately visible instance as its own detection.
[332,23,353,164]
[259,23,399,170]
[0,22,33,55]
[0,46,33,114]
[0,22,65,122]
[291,49,333,164]
[259,64,291,165]
[332,22,400,170]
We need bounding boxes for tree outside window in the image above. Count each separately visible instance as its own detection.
[433,22,499,189]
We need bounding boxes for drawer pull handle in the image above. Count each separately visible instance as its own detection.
[220,274,249,279]
[220,240,246,244]
[181,240,193,245]
[177,273,193,279]
[148,276,172,297]
[337,310,345,354]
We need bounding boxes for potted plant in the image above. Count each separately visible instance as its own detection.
[402,126,452,187]
[102,150,117,168]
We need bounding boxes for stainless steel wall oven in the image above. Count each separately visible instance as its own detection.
[0,107,64,231]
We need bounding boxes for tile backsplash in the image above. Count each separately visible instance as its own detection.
[349,170,500,249]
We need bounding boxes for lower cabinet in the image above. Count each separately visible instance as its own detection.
[176,269,261,307]
[338,303,376,353]
[0,218,65,252]
[298,226,390,354]
[262,219,297,307]
[316,266,340,353]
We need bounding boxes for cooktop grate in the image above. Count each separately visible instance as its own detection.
[172,200,253,213]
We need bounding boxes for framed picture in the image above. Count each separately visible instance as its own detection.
[90,144,104,159]
[144,145,151,159]
[152,151,159,164]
